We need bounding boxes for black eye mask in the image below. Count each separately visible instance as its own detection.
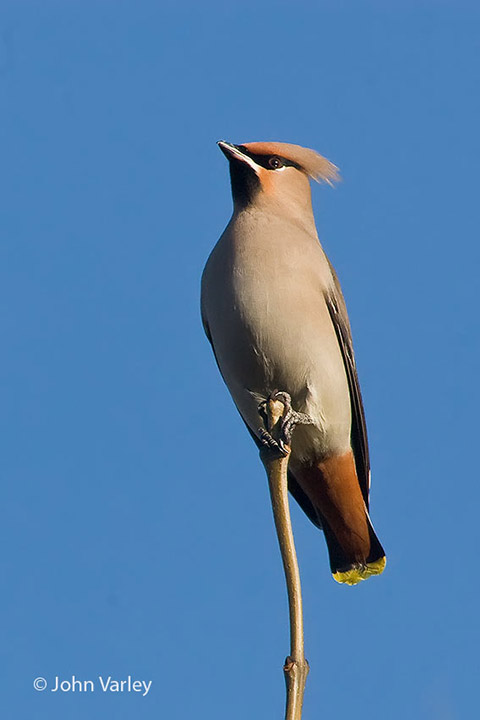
[234,145,302,171]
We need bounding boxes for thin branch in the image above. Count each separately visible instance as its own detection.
[260,395,309,720]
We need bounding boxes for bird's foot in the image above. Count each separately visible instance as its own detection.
[258,390,313,457]
[258,426,289,456]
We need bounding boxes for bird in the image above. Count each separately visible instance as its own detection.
[201,140,386,585]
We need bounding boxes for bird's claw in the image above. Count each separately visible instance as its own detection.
[257,390,313,456]
[258,427,290,457]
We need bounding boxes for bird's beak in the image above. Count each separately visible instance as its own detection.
[217,141,260,173]
[217,141,245,161]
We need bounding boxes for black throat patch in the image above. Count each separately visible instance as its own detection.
[229,160,261,208]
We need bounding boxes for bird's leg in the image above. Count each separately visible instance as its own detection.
[259,393,310,720]
[258,390,313,455]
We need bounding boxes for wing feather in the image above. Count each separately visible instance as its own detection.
[324,269,371,507]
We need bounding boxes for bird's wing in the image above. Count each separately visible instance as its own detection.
[324,266,371,507]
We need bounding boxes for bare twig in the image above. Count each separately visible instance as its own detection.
[260,394,309,720]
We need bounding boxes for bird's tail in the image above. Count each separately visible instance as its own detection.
[322,512,386,585]
[292,451,386,586]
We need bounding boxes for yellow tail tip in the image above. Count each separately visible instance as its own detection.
[333,556,386,586]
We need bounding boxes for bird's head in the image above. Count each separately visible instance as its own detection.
[217,140,339,218]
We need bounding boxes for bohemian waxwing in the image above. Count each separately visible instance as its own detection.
[201,141,386,585]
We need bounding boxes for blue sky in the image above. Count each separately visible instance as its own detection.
[1,2,479,718]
